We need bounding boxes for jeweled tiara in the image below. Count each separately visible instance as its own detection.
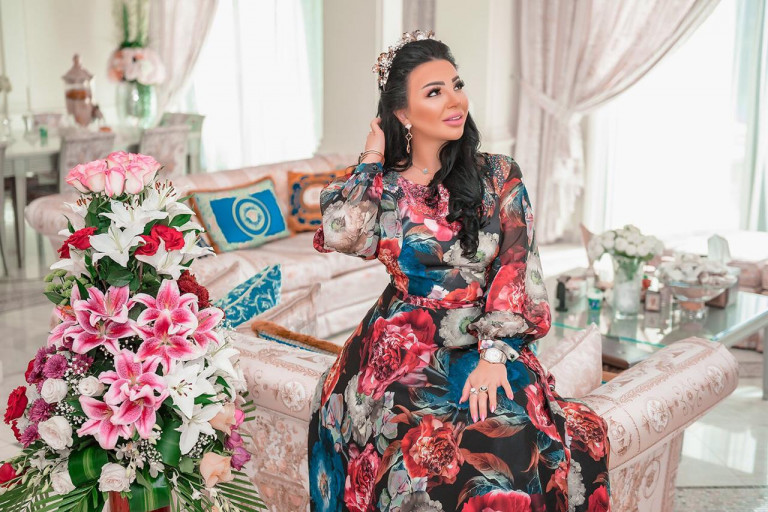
[372,29,440,90]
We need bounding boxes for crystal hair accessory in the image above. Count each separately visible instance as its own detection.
[372,29,440,90]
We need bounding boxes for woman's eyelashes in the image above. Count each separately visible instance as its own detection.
[427,80,466,97]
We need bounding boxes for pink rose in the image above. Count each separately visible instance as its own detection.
[343,443,380,512]
[230,446,251,471]
[209,403,237,435]
[66,160,109,194]
[200,453,234,488]
[107,152,161,194]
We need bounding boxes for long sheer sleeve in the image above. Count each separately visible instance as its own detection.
[312,161,385,260]
[467,155,551,352]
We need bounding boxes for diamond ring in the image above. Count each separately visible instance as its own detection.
[470,387,478,395]
[479,385,488,393]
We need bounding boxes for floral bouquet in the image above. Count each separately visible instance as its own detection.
[108,0,165,86]
[0,152,262,511]
[588,224,664,316]
[587,224,664,266]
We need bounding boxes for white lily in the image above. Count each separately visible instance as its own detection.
[204,345,240,382]
[180,232,214,262]
[164,362,216,419]
[141,186,182,213]
[101,199,167,233]
[135,239,186,278]
[90,224,143,267]
[50,249,88,278]
[178,403,223,455]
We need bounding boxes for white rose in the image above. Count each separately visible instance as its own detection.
[99,463,133,492]
[625,244,637,256]
[614,238,627,252]
[38,416,73,450]
[77,376,104,397]
[51,469,76,495]
[41,379,68,404]
[637,244,650,258]
[602,237,615,250]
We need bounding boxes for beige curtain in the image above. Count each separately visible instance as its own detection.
[513,0,721,244]
[149,0,218,114]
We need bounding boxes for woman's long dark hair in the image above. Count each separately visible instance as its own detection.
[376,38,488,259]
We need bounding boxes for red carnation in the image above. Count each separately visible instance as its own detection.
[135,234,160,256]
[9,421,21,443]
[4,387,27,424]
[152,224,185,251]
[57,227,97,259]
[178,270,211,308]
[24,359,35,384]
[0,463,17,487]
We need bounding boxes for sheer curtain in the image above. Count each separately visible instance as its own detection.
[513,0,720,244]
[173,0,322,172]
[584,0,766,238]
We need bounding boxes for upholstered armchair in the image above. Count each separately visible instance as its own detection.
[232,326,738,512]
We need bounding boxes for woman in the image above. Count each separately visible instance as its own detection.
[308,30,611,512]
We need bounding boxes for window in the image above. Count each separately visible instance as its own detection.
[584,0,766,237]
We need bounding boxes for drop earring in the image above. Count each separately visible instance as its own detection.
[405,123,412,154]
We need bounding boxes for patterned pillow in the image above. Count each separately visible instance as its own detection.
[286,168,350,232]
[189,176,291,253]
[213,264,282,327]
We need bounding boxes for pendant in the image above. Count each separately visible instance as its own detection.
[422,167,429,175]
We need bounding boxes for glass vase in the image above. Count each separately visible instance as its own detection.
[108,492,170,512]
[116,80,157,130]
[611,254,643,318]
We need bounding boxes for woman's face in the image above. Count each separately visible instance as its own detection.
[396,59,469,144]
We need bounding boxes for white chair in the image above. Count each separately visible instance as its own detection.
[139,125,190,180]
[159,112,204,174]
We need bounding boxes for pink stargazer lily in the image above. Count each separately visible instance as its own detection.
[190,303,224,349]
[70,286,134,355]
[133,279,198,332]
[100,350,168,438]
[77,396,133,450]
[133,315,200,373]
[47,306,79,349]
[73,285,132,327]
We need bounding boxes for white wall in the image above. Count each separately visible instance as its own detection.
[1,0,115,121]
[318,0,517,157]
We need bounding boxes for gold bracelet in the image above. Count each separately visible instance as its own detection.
[358,150,383,164]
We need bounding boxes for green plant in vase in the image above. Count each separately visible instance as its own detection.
[108,0,166,129]
[587,224,664,317]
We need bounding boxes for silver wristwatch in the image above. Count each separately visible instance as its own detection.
[480,346,507,364]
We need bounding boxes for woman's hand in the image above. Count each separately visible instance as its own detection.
[460,359,514,422]
[361,117,385,163]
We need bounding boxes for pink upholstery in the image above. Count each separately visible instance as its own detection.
[232,330,739,512]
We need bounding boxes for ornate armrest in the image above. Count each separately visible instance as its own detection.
[581,337,739,469]
[231,332,334,422]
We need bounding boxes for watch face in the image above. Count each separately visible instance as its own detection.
[483,348,504,363]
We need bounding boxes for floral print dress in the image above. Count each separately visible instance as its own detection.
[308,152,611,512]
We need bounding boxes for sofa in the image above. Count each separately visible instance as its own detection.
[24,152,390,339]
[232,323,739,512]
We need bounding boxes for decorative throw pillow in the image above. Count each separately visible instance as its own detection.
[189,176,291,252]
[286,168,351,232]
[213,264,282,327]
[537,323,603,398]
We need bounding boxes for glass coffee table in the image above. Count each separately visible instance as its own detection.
[543,276,768,399]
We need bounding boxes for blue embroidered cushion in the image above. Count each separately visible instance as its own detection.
[286,167,350,232]
[213,264,282,327]
[189,177,291,253]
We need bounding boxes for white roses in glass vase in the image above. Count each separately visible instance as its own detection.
[588,224,664,317]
